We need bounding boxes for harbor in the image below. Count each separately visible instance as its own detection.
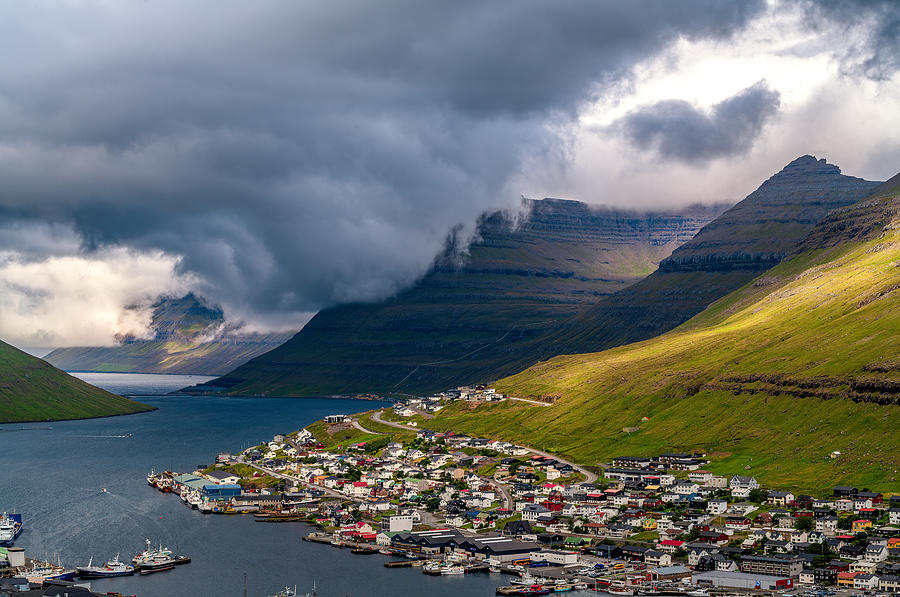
[0,374,509,597]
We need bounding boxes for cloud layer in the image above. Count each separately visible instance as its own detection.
[0,0,897,348]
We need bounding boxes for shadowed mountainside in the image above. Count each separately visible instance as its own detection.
[201,199,726,396]
[424,169,900,493]
[535,155,882,358]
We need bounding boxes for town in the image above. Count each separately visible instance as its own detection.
[141,396,900,596]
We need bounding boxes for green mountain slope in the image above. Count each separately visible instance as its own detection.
[536,155,881,358]
[204,200,726,396]
[0,340,154,422]
[425,173,900,493]
[44,294,292,376]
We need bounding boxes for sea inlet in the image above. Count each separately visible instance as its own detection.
[0,373,511,597]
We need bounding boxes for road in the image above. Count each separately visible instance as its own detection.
[370,409,597,484]
[237,450,349,501]
[351,417,384,435]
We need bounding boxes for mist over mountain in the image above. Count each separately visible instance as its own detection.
[197,199,726,396]
[44,294,292,376]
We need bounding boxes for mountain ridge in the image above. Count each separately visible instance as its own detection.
[421,168,900,492]
[200,199,728,396]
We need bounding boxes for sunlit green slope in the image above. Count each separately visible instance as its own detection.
[427,175,900,493]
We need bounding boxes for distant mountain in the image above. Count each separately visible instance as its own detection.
[537,155,882,357]
[44,294,293,376]
[425,165,900,492]
[200,199,727,396]
[0,339,153,422]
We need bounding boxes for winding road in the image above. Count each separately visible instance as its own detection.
[370,409,597,484]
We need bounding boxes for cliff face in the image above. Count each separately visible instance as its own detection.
[544,156,882,356]
[203,199,726,396]
[44,294,293,376]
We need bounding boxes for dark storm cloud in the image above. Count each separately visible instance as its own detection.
[801,0,900,80]
[614,81,781,163]
[0,0,768,324]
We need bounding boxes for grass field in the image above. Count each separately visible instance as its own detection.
[0,340,154,422]
[425,212,900,494]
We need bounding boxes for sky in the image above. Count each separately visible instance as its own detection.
[0,0,898,350]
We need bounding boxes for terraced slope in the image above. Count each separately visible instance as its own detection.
[45,294,292,375]
[203,199,725,396]
[537,155,881,358]
[0,340,154,422]
[426,173,900,493]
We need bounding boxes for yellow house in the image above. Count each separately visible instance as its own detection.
[642,518,658,530]
[851,519,872,533]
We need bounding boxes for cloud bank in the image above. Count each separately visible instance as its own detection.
[0,0,897,348]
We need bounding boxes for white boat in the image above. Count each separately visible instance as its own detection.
[132,538,174,566]
[440,565,464,575]
[687,590,710,597]
[76,554,136,578]
[0,513,23,546]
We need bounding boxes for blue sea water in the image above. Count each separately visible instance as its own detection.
[0,373,512,597]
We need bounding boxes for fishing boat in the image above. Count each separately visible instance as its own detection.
[268,582,317,597]
[76,554,136,578]
[440,565,464,575]
[132,538,173,565]
[0,513,23,547]
[147,470,158,487]
[25,560,76,582]
[139,561,175,575]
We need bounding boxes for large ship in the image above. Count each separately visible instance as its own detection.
[132,538,190,574]
[76,554,136,578]
[0,513,23,547]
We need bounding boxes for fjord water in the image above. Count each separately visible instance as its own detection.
[0,373,508,597]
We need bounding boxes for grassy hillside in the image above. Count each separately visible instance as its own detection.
[205,199,725,396]
[0,340,154,422]
[535,155,881,359]
[425,178,900,494]
[45,294,291,375]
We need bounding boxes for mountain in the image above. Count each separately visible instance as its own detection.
[0,339,154,422]
[44,294,293,376]
[425,169,900,492]
[200,199,727,396]
[536,155,882,357]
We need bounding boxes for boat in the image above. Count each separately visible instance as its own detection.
[268,582,317,597]
[687,591,709,597]
[24,560,76,582]
[608,589,635,596]
[441,565,464,575]
[147,470,158,487]
[132,538,173,565]
[139,562,175,575]
[76,554,136,578]
[0,513,23,547]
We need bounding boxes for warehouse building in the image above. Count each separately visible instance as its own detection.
[693,570,794,590]
[740,554,803,578]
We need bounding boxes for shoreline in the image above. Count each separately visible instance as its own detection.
[0,404,158,426]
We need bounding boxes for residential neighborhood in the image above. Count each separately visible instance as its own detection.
[151,409,900,595]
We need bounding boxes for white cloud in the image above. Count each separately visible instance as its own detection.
[0,247,197,350]
[515,3,900,208]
